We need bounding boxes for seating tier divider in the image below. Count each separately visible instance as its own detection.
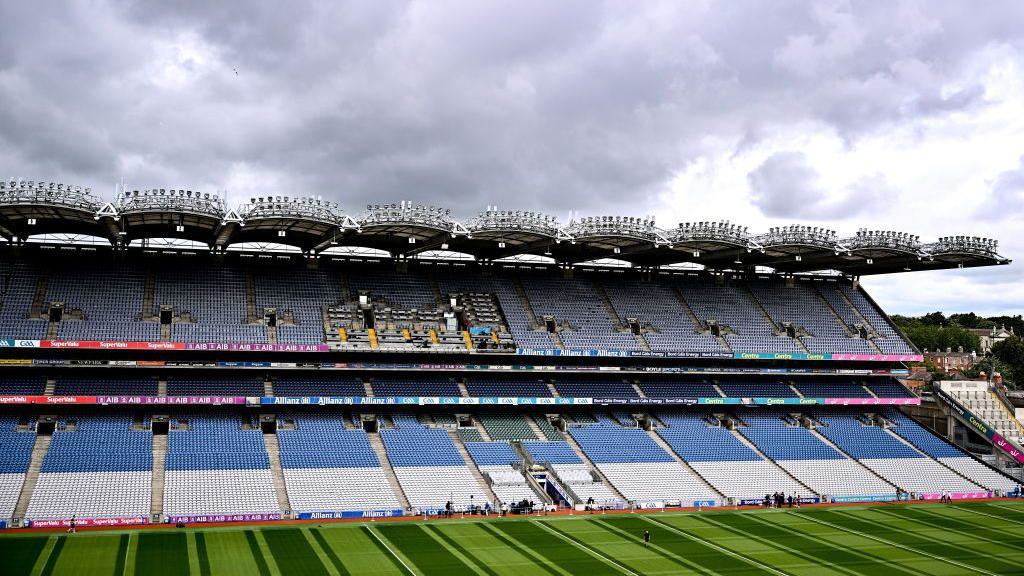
[366,431,411,511]
[446,430,499,504]
[12,434,50,525]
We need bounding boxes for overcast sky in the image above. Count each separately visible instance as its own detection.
[1,1,1022,316]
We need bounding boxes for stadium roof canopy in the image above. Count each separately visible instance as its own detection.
[0,180,1011,275]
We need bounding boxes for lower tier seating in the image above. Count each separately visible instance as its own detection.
[595,462,719,504]
[283,468,401,513]
[27,471,151,520]
[164,468,279,516]
[393,466,487,510]
[0,473,24,520]
[774,459,893,497]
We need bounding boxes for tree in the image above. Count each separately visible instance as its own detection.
[992,336,1024,388]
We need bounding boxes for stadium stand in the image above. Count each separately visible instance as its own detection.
[26,415,152,520]
[0,417,34,521]
[276,413,401,513]
[655,412,806,500]
[163,413,279,516]
[568,416,719,505]
[380,415,487,510]
[814,412,985,494]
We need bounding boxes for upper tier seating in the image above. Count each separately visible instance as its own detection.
[601,279,725,353]
[748,279,876,354]
[518,274,641,351]
[0,253,917,356]
[835,285,916,355]
[717,378,797,398]
[676,276,803,354]
[27,415,151,519]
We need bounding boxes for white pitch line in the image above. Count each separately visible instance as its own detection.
[531,520,640,576]
[796,512,998,576]
[364,526,419,576]
[949,505,1024,527]
[643,516,790,576]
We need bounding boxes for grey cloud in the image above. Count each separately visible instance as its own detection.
[0,0,1023,218]
[748,151,887,219]
[977,157,1024,219]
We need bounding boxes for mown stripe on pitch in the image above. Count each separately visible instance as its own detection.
[952,504,1024,526]
[476,522,564,576]
[710,512,917,576]
[643,515,801,576]
[880,507,1024,552]
[0,535,48,576]
[244,530,273,576]
[263,528,331,576]
[808,509,1017,575]
[591,517,720,576]
[311,529,351,576]
[624,515,765,575]
[195,532,212,576]
[362,526,417,576]
[113,534,130,576]
[377,524,476,575]
[534,520,641,575]
[135,532,189,576]
[982,503,1024,524]
[491,520,622,575]
[38,536,66,576]
[424,524,500,576]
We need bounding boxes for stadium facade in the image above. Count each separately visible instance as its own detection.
[0,179,1019,529]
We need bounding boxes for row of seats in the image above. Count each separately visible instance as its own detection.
[0,254,914,356]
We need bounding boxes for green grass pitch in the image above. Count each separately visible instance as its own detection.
[4,501,1024,575]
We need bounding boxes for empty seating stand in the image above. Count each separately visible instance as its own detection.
[277,413,401,513]
[27,415,152,520]
[0,416,35,521]
[164,413,279,517]
[381,417,487,510]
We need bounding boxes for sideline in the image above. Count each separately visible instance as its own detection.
[4,497,1023,535]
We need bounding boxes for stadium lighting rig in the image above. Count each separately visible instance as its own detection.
[0,179,99,210]
[672,220,752,246]
[928,236,1001,258]
[466,208,561,236]
[759,225,842,252]
[117,188,227,217]
[358,201,468,235]
[240,195,345,223]
[567,215,670,245]
[845,229,923,254]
